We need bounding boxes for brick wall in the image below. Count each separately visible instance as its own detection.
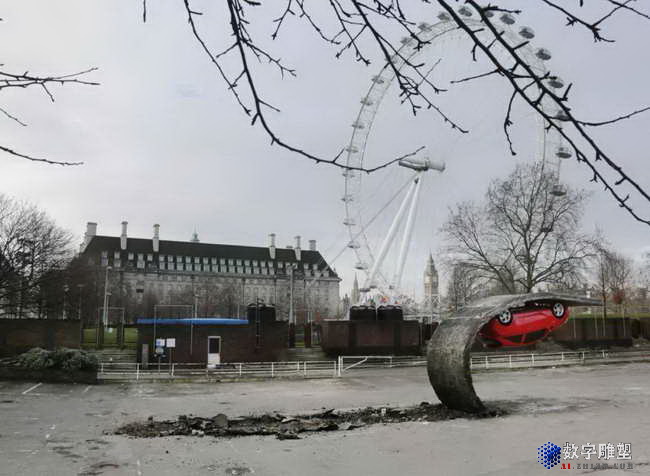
[0,319,81,357]
[321,320,422,356]
[137,320,288,364]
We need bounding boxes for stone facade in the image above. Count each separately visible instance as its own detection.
[79,222,340,324]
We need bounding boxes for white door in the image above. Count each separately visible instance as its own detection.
[207,336,221,368]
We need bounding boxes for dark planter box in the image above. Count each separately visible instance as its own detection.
[0,366,97,384]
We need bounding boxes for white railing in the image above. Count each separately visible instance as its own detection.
[97,349,650,381]
[99,360,339,381]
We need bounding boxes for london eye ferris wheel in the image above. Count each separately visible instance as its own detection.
[341,7,572,307]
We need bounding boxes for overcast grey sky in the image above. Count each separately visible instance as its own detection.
[1,1,648,298]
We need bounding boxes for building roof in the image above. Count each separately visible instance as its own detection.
[83,235,338,276]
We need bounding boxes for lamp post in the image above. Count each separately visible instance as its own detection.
[62,284,69,319]
[77,283,85,346]
[102,266,112,326]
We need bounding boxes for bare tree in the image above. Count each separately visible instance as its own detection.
[592,244,636,318]
[608,250,635,317]
[444,261,482,312]
[0,194,73,317]
[0,26,97,166]
[148,0,650,224]
[442,162,593,294]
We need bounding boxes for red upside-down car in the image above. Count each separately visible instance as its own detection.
[479,300,569,348]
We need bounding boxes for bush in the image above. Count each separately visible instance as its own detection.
[15,347,98,372]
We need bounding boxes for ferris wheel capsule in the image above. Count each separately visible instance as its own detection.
[458,6,473,17]
[351,121,365,129]
[556,146,572,159]
[348,241,361,249]
[360,97,374,106]
[345,145,359,153]
[341,194,354,203]
[535,48,552,61]
[548,76,565,89]
[354,262,368,270]
[418,22,433,32]
[400,36,414,46]
[519,26,535,39]
[554,109,571,121]
[342,169,356,178]
[551,184,567,196]
[372,75,386,84]
[437,11,451,21]
[500,13,516,25]
[343,218,356,226]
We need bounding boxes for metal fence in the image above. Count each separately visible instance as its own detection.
[99,360,339,381]
[98,348,650,382]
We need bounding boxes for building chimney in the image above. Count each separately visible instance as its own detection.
[81,221,97,252]
[294,235,301,261]
[153,224,160,253]
[120,221,128,250]
[268,233,276,260]
[309,239,316,251]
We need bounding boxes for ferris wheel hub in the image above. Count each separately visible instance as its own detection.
[398,157,446,172]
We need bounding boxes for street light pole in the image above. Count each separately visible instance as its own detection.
[62,284,69,319]
[102,266,112,326]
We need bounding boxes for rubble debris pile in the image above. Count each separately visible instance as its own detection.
[115,403,504,440]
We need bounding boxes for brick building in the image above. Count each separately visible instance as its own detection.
[78,222,340,324]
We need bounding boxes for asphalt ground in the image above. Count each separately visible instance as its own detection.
[0,362,649,476]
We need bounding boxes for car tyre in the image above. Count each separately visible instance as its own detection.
[551,302,566,318]
[497,310,513,325]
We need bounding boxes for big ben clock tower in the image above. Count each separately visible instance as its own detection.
[423,253,439,319]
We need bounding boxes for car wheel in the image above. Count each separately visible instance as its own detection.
[552,302,566,318]
[497,310,513,325]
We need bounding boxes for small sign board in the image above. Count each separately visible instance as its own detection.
[166,338,176,348]
[155,346,164,355]
[155,338,165,347]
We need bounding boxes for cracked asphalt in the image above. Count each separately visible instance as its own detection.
[0,362,648,475]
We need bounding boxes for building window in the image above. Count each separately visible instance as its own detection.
[114,259,121,268]
[277,261,284,268]
[203,257,209,264]
[137,253,144,261]
[137,260,145,269]
[177,255,183,262]
[185,256,191,263]
[194,256,199,264]
[236,259,242,266]
[246,267,252,274]
[101,250,108,258]
[177,263,184,271]
[114,251,120,259]
[159,255,165,262]
[252,260,258,266]
[228,259,234,265]
[244,259,250,266]
[147,253,153,261]
[100,257,108,267]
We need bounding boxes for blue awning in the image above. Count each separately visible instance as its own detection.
[136,318,249,326]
